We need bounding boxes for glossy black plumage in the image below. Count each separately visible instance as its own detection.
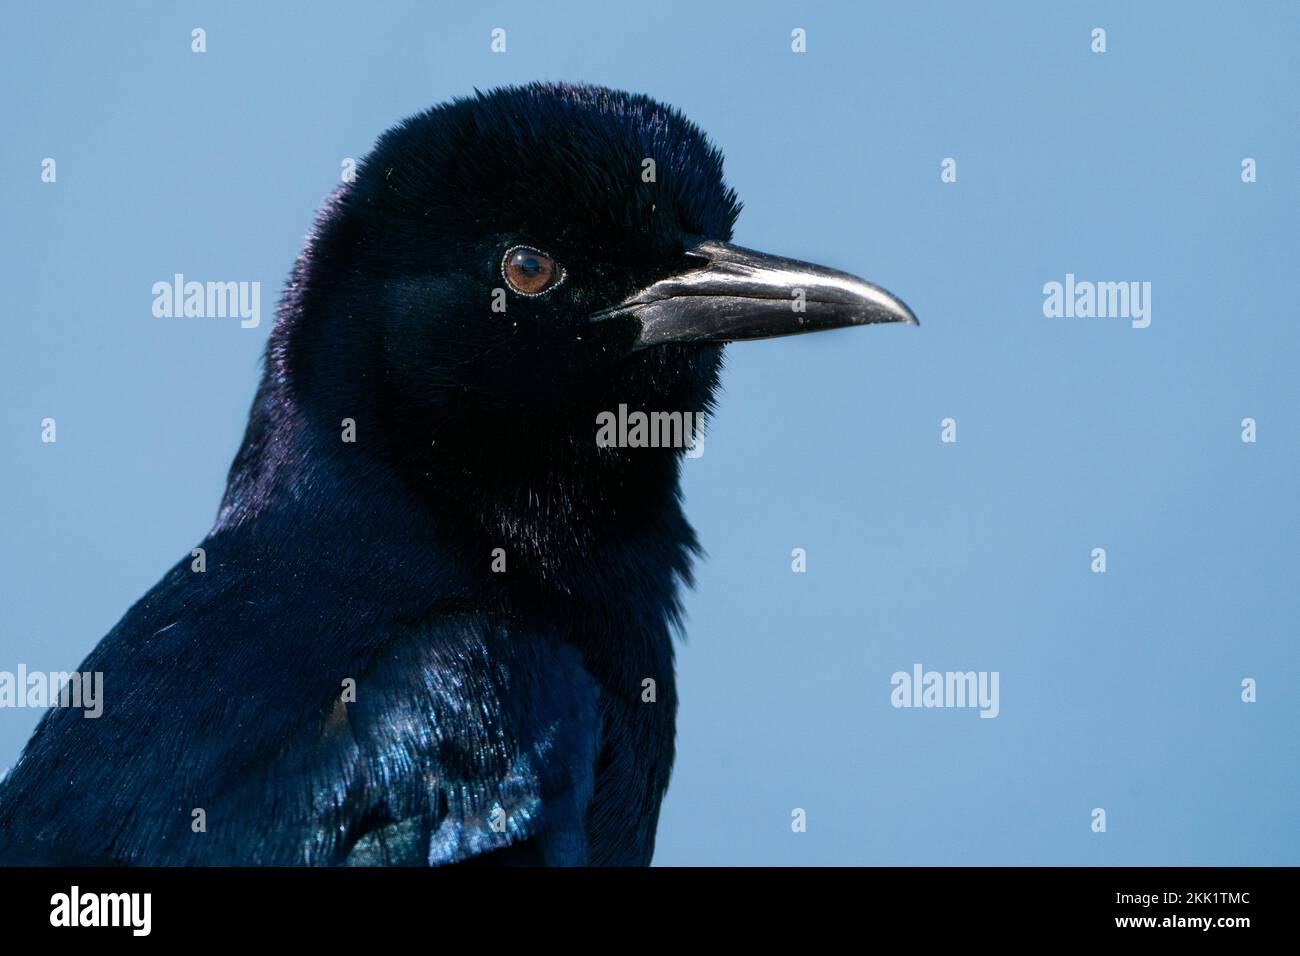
[0,83,913,865]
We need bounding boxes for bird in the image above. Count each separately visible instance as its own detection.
[0,83,916,866]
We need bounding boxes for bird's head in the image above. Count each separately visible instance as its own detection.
[235,84,915,548]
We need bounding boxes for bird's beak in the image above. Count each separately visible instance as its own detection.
[593,238,918,349]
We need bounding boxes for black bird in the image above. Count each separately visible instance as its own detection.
[0,83,915,865]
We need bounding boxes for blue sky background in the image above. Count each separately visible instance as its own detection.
[1,1,1296,865]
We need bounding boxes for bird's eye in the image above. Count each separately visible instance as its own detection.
[502,245,564,296]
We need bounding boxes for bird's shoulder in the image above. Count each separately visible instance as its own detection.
[0,537,603,865]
